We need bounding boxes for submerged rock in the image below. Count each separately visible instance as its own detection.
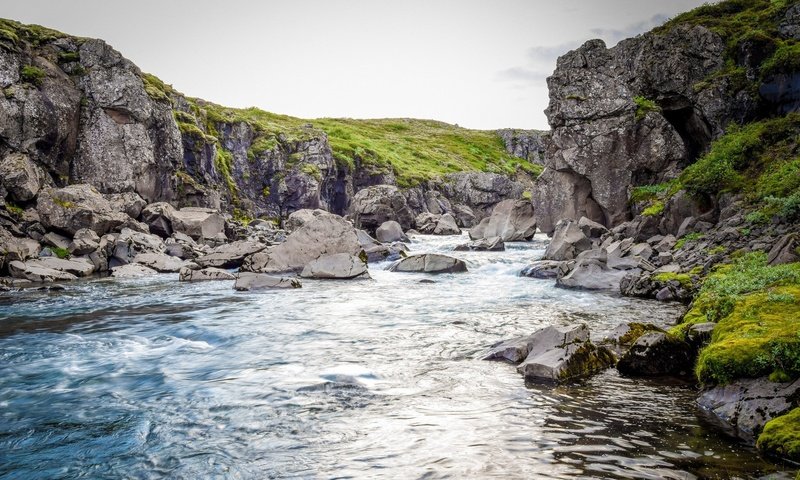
[387,254,467,274]
[234,272,302,291]
[300,253,369,279]
[178,267,235,282]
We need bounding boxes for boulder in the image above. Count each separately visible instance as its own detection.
[514,324,615,383]
[433,213,461,235]
[300,253,370,279]
[110,263,159,278]
[387,254,467,274]
[0,153,43,202]
[178,267,236,282]
[616,332,695,376]
[469,200,536,242]
[195,241,267,268]
[357,229,407,263]
[557,258,633,291]
[8,260,79,282]
[132,253,189,273]
[111,229,166,265]
[1,236,41,262]
[414,212,440,234]
[37,185,129,236]
[519,260,565,279]
[105,192,147,219]
[25,257,95,277]
[234,272,302,291]
[578,216,608,239]
[348,185,415,232]
[376,220,408,243]
[285,209,334,232]
[543,219,591,261]
[171,207,226,241]
[69,228,100,255]
[42,232,71,250]
[454,236,505,252]
[768,233,800,265]
[698,377,800,441]
[140,203,176,237]
[242,214,361,273]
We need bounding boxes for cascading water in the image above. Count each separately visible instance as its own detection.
[0,233,789,478]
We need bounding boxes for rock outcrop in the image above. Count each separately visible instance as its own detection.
[469,200,536,242]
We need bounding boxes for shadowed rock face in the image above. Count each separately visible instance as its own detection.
[534,25,758,234]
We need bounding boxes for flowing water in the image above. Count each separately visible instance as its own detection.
[0,234,794,479]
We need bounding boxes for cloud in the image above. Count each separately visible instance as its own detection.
[589,14,669,45]
[496,67,550,84]
[526,42,583,64]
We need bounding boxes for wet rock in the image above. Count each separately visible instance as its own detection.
[234,272,302,291]
[543,219,591,261]
[557,257,633,291]
[469,200,535,242]
[520,260,565,279]
[195,241,267,268]
[8,260,79,282]
[110,263,159,278]
[454,236,505,252]
[243,214,361,273]
[0,152,43,202]
[388,253,467,274]
[132,253,189,273]
[433,213,461,235]
[69,228,100,255]
[602,322,665,357]
[698,377,800,441]
[37,185,128,236]
[349,184,415,232]
[617,332,694,377]
[300,253,370,279]
[178,266,235,282]
[376,220,408,243]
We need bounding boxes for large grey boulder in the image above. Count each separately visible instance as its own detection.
[8,260,79,282]
[195,241,267,268]
[454,236,505,252]
[543,219,592,261]
[105,192,147,219]
[234,272,302,291]
[469,200,536,242]
[698,377,800,441]
[69,228,100,255]
[242,214,361,273]
[768,233,800,265]
[110,263,158,278]
[25,257,95,277]
[557,256,634,291]
[432,213,461,235]
[357,229,407,263]
[300,253,369,279]
[375,220,408,243]
[616,332,694,376]
[132,253,188,273]
[111,228,166,265]
[36,185,129,235]
[437,172,525,220]
[1,236,41,262]
[519,260,565,279]
[387,254,467,274]
[484,324,592,364]
[140,203,225,241]
[285,209,334,232]
[179,266,235,282]
[0,153,43,202]
[349,185,415,232]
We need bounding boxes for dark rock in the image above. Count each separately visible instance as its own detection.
[543,219,591,260]
[469,199,535,242]
[519,260,565,279]
[454,236,505,252]
[349,185,414,232]
[767,233,799,265]
[179,267,235,282]
[617,332,694,377]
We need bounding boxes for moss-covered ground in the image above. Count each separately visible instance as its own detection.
[758,407,800,462]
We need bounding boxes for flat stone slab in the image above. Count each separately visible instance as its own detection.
[387,254,467,274]
[234,272,302,291]
[179,267,236,282]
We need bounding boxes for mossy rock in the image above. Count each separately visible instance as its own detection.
[757,407,800,462]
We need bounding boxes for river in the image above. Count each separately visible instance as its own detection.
[0,234,790,479]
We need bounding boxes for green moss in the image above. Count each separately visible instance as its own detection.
[708,245,728,255]
[0,18,65,46]
[57,51,80,63]
[51,247,70,259]
[262,186,271,197]
[214,147,237,197]
[634,96,661,121]
[52,197,76,209]
[521,190,532,200]
[176,120,207,142]
[762,42,800,76]
[4,203,23,218]
[300,163,322,180]
[674,232,704,250]
[642,201,665,216]
[618,323,665,345]
[20,65,46,86]
[141,73,174,103]
[758,408,800,462]
[232,208,253,225]
[654,272,694,289]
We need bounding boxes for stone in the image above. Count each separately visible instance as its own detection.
[300,253,370,279]
[42,232,71,250]
[242,214,362,273]
[8,260,79,282]
[454,237,505,252]
[105,192,147,219]
[111,229,166,265]
[578,216,608,239]
[483,336,536,363]
[132,253,188,273]
[110,263,159,278]
[178,267,236,282]
[767,233,800,265]
[171,207,226,241]
[433,214,461,235]
[140,203,177,237]
[698,377,800,441]
[26,257,95,277]
[195,241,267,268]
[348,185,415,232]
[285,209,334,232]
[234,272,302,291]
[519,260,565,279]
[616,332,695,377]
[513,324,615,383]
[37,185,128,236]
[557,259,633,291]
[69,228,100,255]
[0,153,43,202]
[543,219,591,261]
[469,200,535,242]
[376,221,408,243]
[1,236,41,262]
[387,254,468,274]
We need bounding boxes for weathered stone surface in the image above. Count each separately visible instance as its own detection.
[768,233,800,265]
[28,257,95,277]
[140,203,176,237]
[349,185,414,232]
[8,259,79,282]
[557,259,634,291]
[42,232,71,250]
[1,236,41,262]
[132,253,188,273]
[69,228,100,255]
[496,129,546,164]
[543,219,591,261]
[111,229,166,265]
[285,209,334,232]
[432,213,461,235]
[300,253,369,279]
[0,153,43,202]
[243,215,361,273]
[105,192,147,219]
[519,260,565,279]
[454,236,505,252]
[437,172,525,220]
[37,185,128,235]
[178,266,235,282]
[357,229,407,263]
[698,378,800,441]
[234,272,302,291]
[376,220,408,243]
[617,332,695,376]
[388,254,467,274]
[171,208,226,241]
[110,263,159,278]
[469,200,535,242]
[195,241,267,268]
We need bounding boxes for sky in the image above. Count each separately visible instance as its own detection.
[2,0,710,130]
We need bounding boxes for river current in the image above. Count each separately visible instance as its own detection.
[0,234,792,479]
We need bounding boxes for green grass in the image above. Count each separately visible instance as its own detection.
[641,201,665,216]
[674,232,704,250]
[653,272,694,289]
[57,51,80,63]
[634,96,660,121]
[20,65,46,86]
[669,253,800,384]
[51,247,70,259]
[757,407,800,461]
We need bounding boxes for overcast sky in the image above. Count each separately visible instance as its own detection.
[3,0,710,130]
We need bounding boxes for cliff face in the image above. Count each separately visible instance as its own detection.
[0,19,542,225]
[533,7,798,234]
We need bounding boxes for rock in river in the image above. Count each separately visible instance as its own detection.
[179,267,236,282]
[234,272,302,291]
[387,253,467,274]
[300,253,370,280]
